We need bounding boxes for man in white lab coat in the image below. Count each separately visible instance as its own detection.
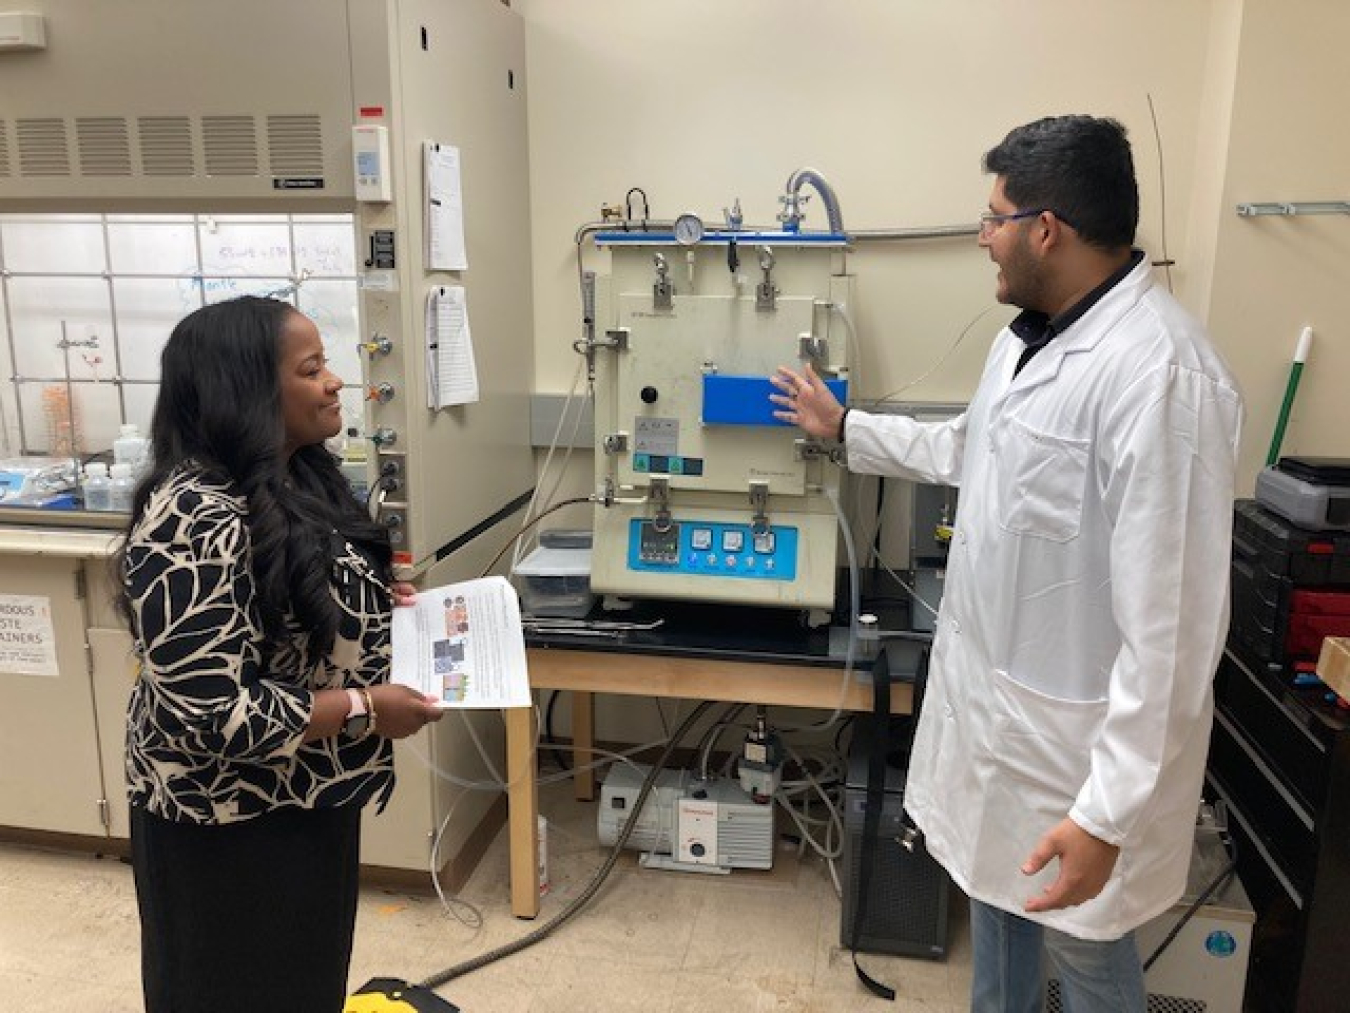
[772,115,1243,1012]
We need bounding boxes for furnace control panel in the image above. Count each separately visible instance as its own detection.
[627,519,798,581]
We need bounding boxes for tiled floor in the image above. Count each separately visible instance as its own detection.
[0,777,972,1012]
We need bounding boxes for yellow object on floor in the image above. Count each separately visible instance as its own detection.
[345,978,460,1013]
[1317,636,1350,700]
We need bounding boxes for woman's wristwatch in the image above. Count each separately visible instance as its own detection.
[342,687,376,740]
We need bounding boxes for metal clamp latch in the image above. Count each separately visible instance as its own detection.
[794,438,827,461]
[755,246,778,311]
[749,480,771,535]
[649,476,672,532]
[653,252,673,311]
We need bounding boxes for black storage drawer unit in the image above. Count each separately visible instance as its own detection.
[1213,656,1330,813]
[1233,499,1350,586]
[1210,649,1350,1012]
[1230,500,1350,670]
[1209,708,1316,894]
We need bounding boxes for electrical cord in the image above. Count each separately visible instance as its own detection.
[696,703,748,781]
[509,352,588,574]
[773,739,845,862]
[1145,93,1175,295]
[455,707,505,788]
[774,485,860,735]
[425,726,717,932]
[417,700,714,991]
[543,689,571,772]
[874,557,941,624]
[543,693,675,777]
[478,495,593,578]
[427,789,485,930]
[366,481,388,522]
[1142,833,1238,972]
[872,304,1001,405]
[400,711,672,794]
[832,714,856,758]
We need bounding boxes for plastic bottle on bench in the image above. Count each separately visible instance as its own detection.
[113,423,149,479]
[81,462,112,512]
[109,462,136,513]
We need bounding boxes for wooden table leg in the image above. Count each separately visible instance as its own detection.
[506,703,540,919]
[572,689,595,801]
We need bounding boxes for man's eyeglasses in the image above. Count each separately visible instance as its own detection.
[977,207,1075,237]
[977,208,1045,237]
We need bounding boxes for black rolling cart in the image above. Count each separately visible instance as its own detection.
[1209,500,1350,1012]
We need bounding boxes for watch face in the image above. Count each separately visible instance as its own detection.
[344,712,371,738]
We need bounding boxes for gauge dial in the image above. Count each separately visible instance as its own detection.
[673,212,704,246]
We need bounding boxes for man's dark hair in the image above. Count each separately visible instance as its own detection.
[116,296,391,653]
[983,115,1138,250]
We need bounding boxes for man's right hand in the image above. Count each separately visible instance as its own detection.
[770,362,844,440]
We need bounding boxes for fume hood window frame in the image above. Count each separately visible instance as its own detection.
[0,211,364,462]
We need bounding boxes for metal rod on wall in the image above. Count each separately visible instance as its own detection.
[1235,201,1350,217]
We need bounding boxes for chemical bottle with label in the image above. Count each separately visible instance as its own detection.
[82,462,112,512]
[109,462,136,513]
[113,423,149,478]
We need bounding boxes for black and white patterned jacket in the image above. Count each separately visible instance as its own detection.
[124,465,395,824]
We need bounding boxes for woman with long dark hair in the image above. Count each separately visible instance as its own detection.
[118,296,443,1012]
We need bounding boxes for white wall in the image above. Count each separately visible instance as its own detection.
[520,0,1349,501]
[1202,0,1350,491]
[520,0,1217,404]
[515,0,1248,743]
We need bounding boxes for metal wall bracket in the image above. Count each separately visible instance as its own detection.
[1236,201,1350,217]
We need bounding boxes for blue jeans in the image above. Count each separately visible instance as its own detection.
[970,898,1146,1013]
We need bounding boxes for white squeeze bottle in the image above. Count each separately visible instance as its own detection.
[109,462,136,513]
[113,423,149,477]
[82,462,112,512]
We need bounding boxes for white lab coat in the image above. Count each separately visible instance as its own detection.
[846,258,1243,940]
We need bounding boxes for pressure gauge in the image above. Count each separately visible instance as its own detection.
[673,213,704,246]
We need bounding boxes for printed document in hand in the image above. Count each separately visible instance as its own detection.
[391,576,531,708]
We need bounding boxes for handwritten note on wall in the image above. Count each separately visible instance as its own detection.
[424,143,468,271]
[425,286,479,409]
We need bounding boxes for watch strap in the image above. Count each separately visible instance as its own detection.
[361,687,377,736]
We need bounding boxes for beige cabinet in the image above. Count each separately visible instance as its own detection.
[0,527,504,889]
[0,532,125,839]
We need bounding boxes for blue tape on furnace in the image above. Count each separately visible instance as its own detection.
[702,374,848,426]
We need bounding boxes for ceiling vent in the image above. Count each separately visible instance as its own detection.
[267,114,324,177]
[76,117,133,176]
[138,116,194,177]
[202,115,258,177]
[17,117,70,176]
